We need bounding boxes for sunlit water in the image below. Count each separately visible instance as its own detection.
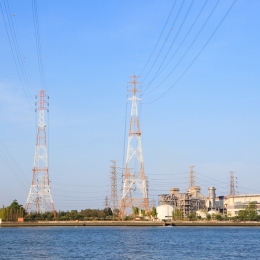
[0,226,260,259]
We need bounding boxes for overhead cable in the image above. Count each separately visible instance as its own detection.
[144,0,237,104]
[138,0,177,77]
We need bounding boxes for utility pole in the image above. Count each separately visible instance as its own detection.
[230,171,236,196]
[189,166,195,188]
[119,75,150,218]
[25,90,55,215]
[110,160,118,212]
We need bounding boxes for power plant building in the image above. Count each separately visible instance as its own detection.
[225,194,260,217]
[157,185,260,219]
[158,186,207,218]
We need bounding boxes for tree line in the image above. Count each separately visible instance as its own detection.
[0,200,258,222]
[0,200,115,221]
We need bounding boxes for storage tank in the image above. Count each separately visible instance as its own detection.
[208,187,216,209]
[156,205,175,220]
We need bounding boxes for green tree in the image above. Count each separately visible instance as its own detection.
[237,202,258,221]
[0,200,26,221]
[151,207,157,218]
[0,206,6,220]
[215,214,222,221]
[172,209,182,221]
[188,212,197,221]
[206,214,211,221]
[104,207,113,217]
[9,200,23,211]
[132,207,139,216]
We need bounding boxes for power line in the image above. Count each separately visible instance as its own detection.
[32,0,46,89]
[146,0,208,93]
[144,0,237,104]
[138,1,177,77]
[144,0,220,98]
[143,0,195,93]
[4,0,35,98]
[0,0,35,105]
[142,0,185,84]
[0,139,29,193]
[52,181,108,188]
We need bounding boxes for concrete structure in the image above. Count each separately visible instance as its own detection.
[208,187,216,209]
[158,186,207,217]
[188,186,204,199]
[156,205,175,221]
[225,194,260,217]
[158,181,260,218]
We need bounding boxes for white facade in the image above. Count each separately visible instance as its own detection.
[156,205,175,220]
[225,194,260,217]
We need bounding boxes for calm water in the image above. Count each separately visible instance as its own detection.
[0,226,260,259]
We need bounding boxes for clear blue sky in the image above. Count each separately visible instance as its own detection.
[0,0,260,211]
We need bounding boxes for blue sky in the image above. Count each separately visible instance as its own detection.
[0,0,260,211]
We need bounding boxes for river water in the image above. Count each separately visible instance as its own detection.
[0,226,259,259]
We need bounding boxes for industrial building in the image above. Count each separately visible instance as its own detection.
[156,185,260,220]
[156,205,175,221]
[225,194,260,217]
[157,186,207,219]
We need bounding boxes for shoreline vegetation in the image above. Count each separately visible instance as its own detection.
[1,220,260,227]
[1,200,260,227]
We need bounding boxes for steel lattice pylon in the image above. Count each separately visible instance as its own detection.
[110,160,118,212]
[189,166,195,188]
[25,90,55,215]
[230,171,236,196]
[119,75,150,218]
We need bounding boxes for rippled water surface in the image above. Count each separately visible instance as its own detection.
[0,226,260,259]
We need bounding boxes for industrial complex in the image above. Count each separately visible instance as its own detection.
[20,79,260,222]
[156,178,260,220]
[108,76,260,221]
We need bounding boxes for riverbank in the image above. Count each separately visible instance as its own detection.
[0,221,164,227]
[1,220,260,227]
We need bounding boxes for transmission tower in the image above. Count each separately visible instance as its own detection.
[189,166,195,187]
[119,75,150,218]
[105,196,109,208]
[110,160,118,211]
[25,90,55,215]
[230,171,236,196]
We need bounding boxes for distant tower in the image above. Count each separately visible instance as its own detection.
[230,171,236,196]
[119,75,150,218]
[110,160,118,211]
[105,196,109,208]
[189,166,195,187]
[25,90,55,215]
